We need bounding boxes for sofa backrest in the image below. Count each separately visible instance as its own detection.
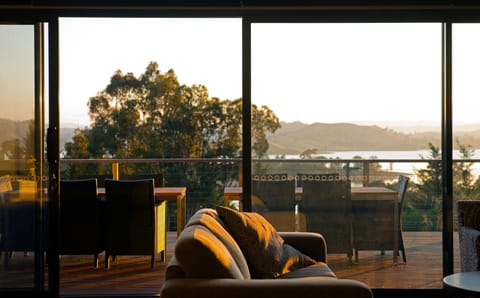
[166,208,251,280]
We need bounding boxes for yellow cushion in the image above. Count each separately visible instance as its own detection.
[215,205,315,278]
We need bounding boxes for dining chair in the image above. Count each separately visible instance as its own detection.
[295,173,340,188]
[396,174,410,263]
[353,175,409,263]
[299,179,354,263]
[252,179,298,231]
[456,200,480,272]
[70,174,111,187]
[0,175,13,257]
[252,173,290,182]
[122,173,165,187]
[2,181,44,268]
[104,179,166,269]
[59,178,103,268]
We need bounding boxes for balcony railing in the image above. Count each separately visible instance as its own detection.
[58,157,475,231]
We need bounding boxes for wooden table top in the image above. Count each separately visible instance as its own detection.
[97,187,186,198]
[224,186,398,198]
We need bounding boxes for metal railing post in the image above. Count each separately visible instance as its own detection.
[238,162,243,186]
[363,161,370,187]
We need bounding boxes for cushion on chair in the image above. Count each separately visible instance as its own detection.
[215,205,316,278]
[252,195,269,212]
[277,262,337,279]
[174,224,247,279]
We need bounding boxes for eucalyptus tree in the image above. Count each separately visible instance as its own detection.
[64,61,280,215]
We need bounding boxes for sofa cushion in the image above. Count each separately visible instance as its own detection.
[215,205,316,278]
[174,224,246,279]
[185,208,250,279]
[277,262,337,279]
[165,255,186,280]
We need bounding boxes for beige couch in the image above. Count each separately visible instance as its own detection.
[160,207,372,298]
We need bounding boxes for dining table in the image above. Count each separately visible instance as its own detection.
[223,185,400,264]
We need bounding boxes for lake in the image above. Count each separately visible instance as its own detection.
[276,149,480,178]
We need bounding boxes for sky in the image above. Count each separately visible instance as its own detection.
[0,25,34,122]
[3,20,480,128]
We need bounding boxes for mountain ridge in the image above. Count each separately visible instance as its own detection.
[1,118,480,155]
[266,121,480,155]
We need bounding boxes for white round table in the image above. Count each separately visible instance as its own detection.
[443,271,480,297]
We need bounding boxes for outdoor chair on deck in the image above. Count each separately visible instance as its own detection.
[295,173,340,188]
[104,179,166,269]
[59,178,103,268]
[457,200,480,272]
[353,175,409,263]
[2,179,46,268]
[252,178,300,231]
[70,174,111,187]
[122,173,165,187]
[299,179,354,263]
[395,175,409,263]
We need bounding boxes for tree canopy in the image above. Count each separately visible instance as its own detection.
[65,61,280,160]
[63,62,281,216]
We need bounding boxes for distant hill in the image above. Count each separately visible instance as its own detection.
[266,121,480,155]
[0,119,77,152]
[0,118,30,144]
[3,119,480,155]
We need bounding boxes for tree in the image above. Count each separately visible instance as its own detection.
[410,143,442,231]
[251,104,281,159]
[300,148,318,159]
[453,138,475,191]
[64,62,281,214]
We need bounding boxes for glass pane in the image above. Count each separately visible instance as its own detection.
[59,17,241,295]
[251,23,442,288]
[452,23,480,274]
[0,24,40,289]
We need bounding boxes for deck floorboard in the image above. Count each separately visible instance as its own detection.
[0,231,460,295]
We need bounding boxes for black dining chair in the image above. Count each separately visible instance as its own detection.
[2,181,47,268]
[396,174,410,263]
[299,179,354,263]
[295,173,340,188]
[121,173,165,187]
[59,178,104,268]
[70,174,112,187]
[104,179,166,269]
[353,175,409,263]
[252,178,298,231]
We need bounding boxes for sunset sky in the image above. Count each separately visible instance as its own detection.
[2,20,480,128]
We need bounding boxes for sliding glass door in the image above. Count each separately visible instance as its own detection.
[0,23,48,293]
[250,22,444,289]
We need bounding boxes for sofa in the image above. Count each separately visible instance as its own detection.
[160,206,373,298]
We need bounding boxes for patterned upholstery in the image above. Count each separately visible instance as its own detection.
[457,200,480,272]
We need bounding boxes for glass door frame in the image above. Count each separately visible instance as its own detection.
[5,4,480,297]
[0,15,52,297]
[242,14,456,297]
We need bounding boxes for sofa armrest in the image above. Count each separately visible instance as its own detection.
[161,278,372,298]
[278,232,327,263]
[458,226,480,271]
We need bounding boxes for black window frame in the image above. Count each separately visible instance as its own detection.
[2,3,480,297]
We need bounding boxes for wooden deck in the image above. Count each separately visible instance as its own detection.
[0,231,460,296]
